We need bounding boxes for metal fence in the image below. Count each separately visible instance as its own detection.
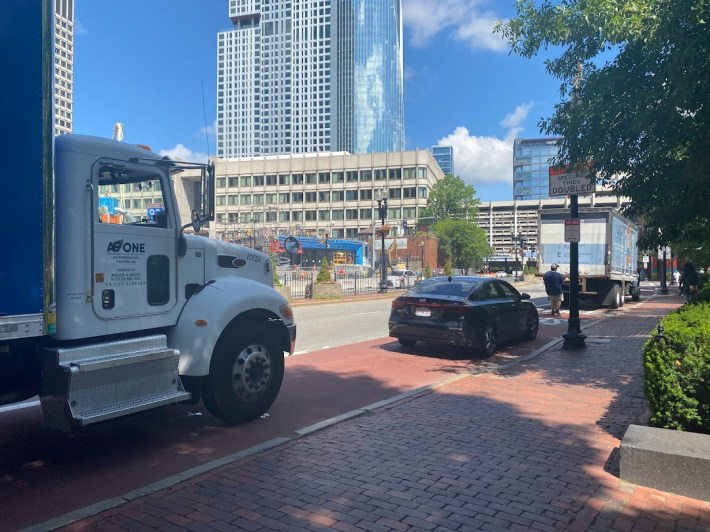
[278,270,385,299]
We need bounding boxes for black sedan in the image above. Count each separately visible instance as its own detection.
[388,276,539,357]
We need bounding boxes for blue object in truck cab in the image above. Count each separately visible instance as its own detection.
[0,0,48,319]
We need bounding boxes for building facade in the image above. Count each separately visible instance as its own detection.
[513,137,560,200]
[208,149,444,243]
[476,194,631,261]
[216,0,404,158]
[54,0,74,135]
[431,145,454,176]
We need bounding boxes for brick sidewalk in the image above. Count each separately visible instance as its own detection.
[59,295,710,531]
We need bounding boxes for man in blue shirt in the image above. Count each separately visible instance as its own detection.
[543,263,567,316]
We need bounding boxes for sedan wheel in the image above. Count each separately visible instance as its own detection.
[525,311,539,340]
[398,338,417,347]
[478,325,497,358]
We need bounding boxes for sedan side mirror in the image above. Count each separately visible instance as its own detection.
[520,293,531,300]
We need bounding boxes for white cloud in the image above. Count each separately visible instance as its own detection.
[436,102,534,186]
[403,0,508,52]
[74,18,88,36]
[159,144,208,163]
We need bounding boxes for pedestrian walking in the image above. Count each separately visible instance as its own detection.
[679,261,699,303]
[672,269,681,287]
[543,263,567,316]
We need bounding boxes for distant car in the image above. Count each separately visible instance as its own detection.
[388,276,539,357]
[387,269,417,288]
[495,271,508,277]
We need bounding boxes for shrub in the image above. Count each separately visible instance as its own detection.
[443,259,453,276]
[642,302,710,433]
[523,265,538,276]
[270,253,281,286]
[315,257,333,283]
[424,264,433,279]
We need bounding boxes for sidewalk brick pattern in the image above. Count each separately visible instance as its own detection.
[64,297,710,531]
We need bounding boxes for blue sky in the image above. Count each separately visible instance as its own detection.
[73,0,562,201]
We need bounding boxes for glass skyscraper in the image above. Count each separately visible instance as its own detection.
[431,145,454,176]
[216,0,404,158]
[513,138,561,200]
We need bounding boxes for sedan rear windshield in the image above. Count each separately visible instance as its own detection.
[409,279,481,297]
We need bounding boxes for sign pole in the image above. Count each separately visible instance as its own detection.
[563,194,586,349]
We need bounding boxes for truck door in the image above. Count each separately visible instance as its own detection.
[92,162,178,320]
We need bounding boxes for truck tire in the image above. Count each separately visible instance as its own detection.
[202,321,285,424]
[619,282,625,307]
[609,284,620,309]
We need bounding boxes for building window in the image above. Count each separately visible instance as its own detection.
[318,210,330,221]
[318,191,330,202]
[240,194,251,205]
[332,209,344,220]
[374,169,386,181]
[346,171,358,182]
[319,172,330,183]
[360,169,372,181]
[389,168,401,180]
[266,174,277,186]
[305,191,317,202]
[359,208,372,219]
[240,176,252,187]
[418,187,428,198]
[306,173,316,184]
[216,178,226,188]
[278,193,290,203]
[292,192,303,202]
[346,209,358,220]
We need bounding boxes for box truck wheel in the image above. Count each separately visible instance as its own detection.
[609,284,621,309]
[202,321,285,424]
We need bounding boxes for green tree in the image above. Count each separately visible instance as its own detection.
[433,219,493,272]
[419,174,481,223]
[496,0,710,256]
[315,257,332,283]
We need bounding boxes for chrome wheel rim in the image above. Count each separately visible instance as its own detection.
[231,343,273,402]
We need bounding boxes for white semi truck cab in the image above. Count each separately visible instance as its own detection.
[0,1,295,431]
[4,134,296,431]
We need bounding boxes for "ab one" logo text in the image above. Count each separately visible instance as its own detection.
[107,239,146,253]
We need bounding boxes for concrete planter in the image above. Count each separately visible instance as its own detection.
[311,282,343,300]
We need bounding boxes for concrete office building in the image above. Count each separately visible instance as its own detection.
[513,137,561,200]
[54,0,74,135]
[216,0,404,158]
[209,149,444,242]
[476,194,631,259]
[431,145,454,176]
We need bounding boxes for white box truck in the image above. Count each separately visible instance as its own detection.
[538,207,641,308]
[0,0,295,431]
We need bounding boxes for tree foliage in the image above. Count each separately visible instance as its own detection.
[433,219,493,271]
[419,174,481,223]
[497,0,710,256]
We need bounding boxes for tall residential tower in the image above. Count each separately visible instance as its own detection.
[216,0,404,158]
[54,0,74,135]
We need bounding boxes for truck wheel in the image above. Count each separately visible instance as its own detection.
[202,321,285,424]
[609,284,620,309]
[477,325,497,358]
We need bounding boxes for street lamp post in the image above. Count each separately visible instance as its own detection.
[511,232,520,282]
[419,241,425,279]
[375,188,388,292]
